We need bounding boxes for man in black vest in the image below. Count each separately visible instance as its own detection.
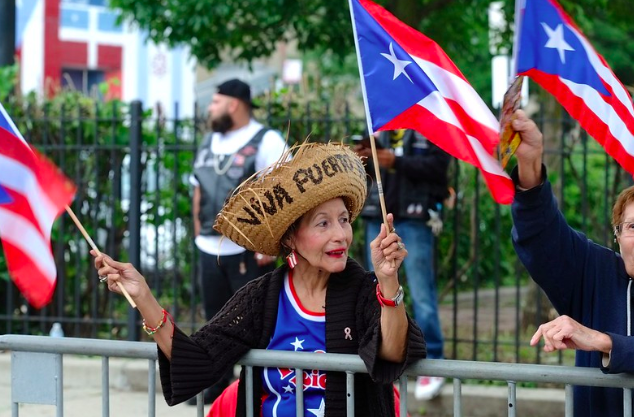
[356,129,450,400]
[190,79,286,404]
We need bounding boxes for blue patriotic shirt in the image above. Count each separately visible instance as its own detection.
[261,272,326,417]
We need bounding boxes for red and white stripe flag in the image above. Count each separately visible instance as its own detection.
[0,103,76,309]
[516,0,634,175]
[350,0,515,204]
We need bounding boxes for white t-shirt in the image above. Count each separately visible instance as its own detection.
[191,119,287,256]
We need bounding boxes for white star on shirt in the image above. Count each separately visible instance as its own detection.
[290,337,305,351]
[283,385,294,393]
[380,42,413,83]
[541,22,574,64]
[307,398,326,417]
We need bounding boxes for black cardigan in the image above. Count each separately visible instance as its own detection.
[158,258,427,416]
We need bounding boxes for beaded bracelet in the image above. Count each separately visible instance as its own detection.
[142,309,172,336]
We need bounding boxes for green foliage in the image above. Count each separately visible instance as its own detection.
[254,84,367,145]
[108,0,634,113]
[0,64,18,103]
[0,79,201,334]
[109,0,353,69]
[587,19,634,87]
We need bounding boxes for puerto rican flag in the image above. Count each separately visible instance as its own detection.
[349,0,515,204]
[517,0,634,174]
[0,103,76,309]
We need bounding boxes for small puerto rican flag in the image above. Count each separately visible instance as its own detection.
[286,252,298,269]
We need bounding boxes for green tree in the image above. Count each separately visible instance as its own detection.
[110,0,633,111]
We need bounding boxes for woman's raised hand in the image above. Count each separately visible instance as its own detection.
[370,213,407,281]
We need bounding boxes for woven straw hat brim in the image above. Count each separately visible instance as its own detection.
[213,142,367,256]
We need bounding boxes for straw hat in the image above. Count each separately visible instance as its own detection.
[213,142,368,256]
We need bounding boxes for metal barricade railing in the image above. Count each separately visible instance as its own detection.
[2,334,634,417]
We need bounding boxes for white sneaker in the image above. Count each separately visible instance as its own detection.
[414,376,445,400]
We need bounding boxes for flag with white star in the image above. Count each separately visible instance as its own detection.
[517,0,634,175]
[349,0,515,204]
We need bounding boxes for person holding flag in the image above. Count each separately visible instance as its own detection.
[94,143,426,417]
[512,0,634,415]
[511,109,634,417]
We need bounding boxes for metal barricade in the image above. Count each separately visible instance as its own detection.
[2,334,634,417]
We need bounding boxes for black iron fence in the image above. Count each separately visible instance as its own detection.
[0,98,629,367]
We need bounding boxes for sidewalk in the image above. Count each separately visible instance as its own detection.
[0,353,197,417]
[0,351,565,417]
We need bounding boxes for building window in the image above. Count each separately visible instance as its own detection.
[62,0,108,6]
[60,7,90,30]
[61,68,106,96]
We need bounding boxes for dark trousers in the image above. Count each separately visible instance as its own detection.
[198,249,274,321]
[196,249,275,403]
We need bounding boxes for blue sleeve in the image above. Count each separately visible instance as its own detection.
[510,167,593,319]
[601,333,634,374]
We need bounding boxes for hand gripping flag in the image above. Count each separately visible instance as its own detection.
[349,0,515,204]
[517,0,634,174]
[0,103,76,308]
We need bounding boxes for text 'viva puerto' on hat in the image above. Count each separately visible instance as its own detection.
[214,143,368,256]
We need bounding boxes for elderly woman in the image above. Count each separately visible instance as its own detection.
[93,143,426,417]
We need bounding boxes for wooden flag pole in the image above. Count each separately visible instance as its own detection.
[368,135,396,268]
[64,205,137,308]
[348,0,395,266]
[349,0,391,236]
[368,136,391,233]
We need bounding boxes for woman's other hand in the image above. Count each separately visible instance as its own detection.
[530,315,612,354]
[370,213,407,282]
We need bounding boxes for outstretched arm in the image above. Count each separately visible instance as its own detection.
[92,251,174,359]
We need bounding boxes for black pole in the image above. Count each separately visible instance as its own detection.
[0,1,16,66]
[127,100,143,341]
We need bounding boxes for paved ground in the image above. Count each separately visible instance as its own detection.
[439,286,528,335]
[0,387,196,417]
[0,354,198,417]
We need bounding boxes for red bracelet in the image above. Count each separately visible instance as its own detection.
[376,284,404,307]
[142,309,172,336]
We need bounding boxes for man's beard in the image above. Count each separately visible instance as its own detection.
[211,113,234,134]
